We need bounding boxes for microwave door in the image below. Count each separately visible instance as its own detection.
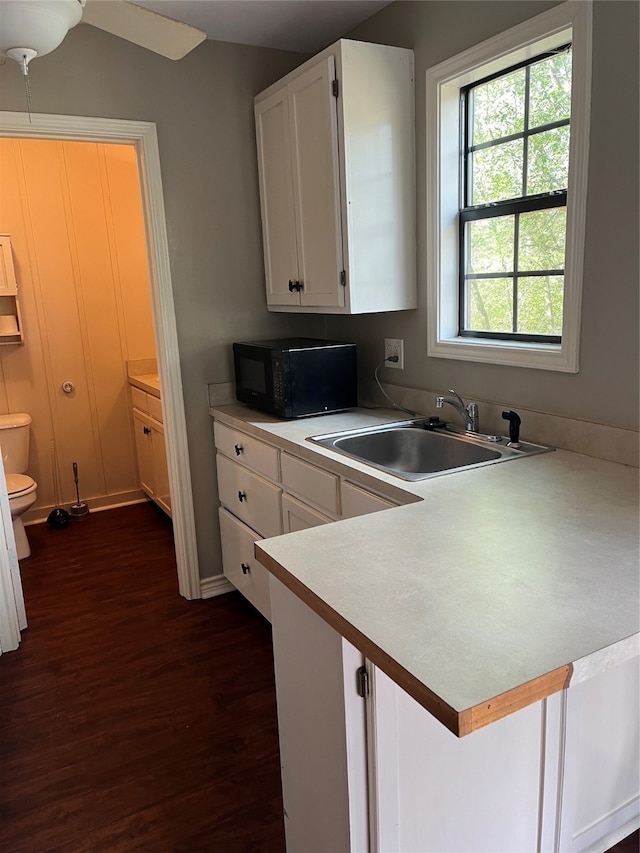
[235,349,276,414]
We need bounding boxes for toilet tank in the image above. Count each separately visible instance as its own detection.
[0,413,32,474]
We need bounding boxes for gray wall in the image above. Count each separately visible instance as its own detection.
[1,1,637,582]
[0,26,320,579]
[330,0,639,431]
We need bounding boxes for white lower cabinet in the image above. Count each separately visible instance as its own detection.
[213,416,639,852]
[554,655,640,853]
[270,576,368,853]
[270,584,640,853]
[132,406,171,517]
[214,418,399,620]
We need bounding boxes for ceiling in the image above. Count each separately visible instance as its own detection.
[129,0,393,54]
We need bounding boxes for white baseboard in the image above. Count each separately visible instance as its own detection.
[200,574,235,599]
[24,491,149,526]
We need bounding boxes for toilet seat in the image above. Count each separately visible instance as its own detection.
[6,473,37,497]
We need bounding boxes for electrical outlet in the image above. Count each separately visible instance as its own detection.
[384,338,404,369]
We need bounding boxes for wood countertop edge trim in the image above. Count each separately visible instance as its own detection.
[256,544,574,738]
[458,663,573,736]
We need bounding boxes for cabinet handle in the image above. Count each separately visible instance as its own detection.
[238,491,246,502]
[288,279,296,293]
[241,562,250,575]
[298,280,304,291]
[234,444,243,456]
[143,426,151,435]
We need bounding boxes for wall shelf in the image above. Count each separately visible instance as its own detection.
[0,236,24,345]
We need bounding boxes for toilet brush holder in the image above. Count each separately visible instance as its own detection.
[70,462,89,518]
[69,502,89,518]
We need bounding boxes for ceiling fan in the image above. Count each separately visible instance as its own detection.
[0,0,207,74]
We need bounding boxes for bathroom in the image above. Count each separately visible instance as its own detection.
[0,136,170,570]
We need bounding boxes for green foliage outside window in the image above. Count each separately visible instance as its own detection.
[461,48,572,340]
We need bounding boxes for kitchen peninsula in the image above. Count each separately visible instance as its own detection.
[211,404,639,853]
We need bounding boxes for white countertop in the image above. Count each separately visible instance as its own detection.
[212,404,640,734]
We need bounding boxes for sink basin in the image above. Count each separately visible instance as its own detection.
[309,419,551,481]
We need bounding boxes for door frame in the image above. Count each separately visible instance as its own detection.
[0,111,200,600]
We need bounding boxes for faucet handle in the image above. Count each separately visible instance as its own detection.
[448,388,466,409]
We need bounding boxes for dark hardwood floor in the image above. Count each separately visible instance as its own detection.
[0,502,285,852]
[1,501,637,853]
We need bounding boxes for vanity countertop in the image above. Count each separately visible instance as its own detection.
[212,404,640,735]
[128,373,161,397]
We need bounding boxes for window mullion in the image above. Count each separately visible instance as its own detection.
[513,214,520,333]
[523,65,530,197]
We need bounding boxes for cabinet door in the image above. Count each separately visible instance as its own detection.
[289,56,345,309]
[255,88,300,307]
[371,666,543,853]
[133,408,155,498]
[270,576,368,852]
[152,419,171,517]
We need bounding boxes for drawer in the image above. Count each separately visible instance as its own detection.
[341,481,396,519]
[217,453,282,538]
[147,394,163,423]
[281,453,339,516]
[282,493,332,533]
[131,384,162,422]
[214,421,279,481]
[130,385,148,412]
[219,507,270,621]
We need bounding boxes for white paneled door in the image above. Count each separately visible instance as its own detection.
[0,462,26,654]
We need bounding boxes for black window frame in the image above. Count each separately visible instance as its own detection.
[458,45,572,344]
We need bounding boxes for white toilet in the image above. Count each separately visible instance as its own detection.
[0,413,38,559]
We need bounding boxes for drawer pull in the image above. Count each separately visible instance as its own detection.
[234,444,243,456]
[238,490,246,502]
[241,562,250,575]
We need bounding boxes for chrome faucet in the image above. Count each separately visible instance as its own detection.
[435,389,479,433]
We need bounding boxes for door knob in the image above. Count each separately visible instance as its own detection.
[61,381,75,393]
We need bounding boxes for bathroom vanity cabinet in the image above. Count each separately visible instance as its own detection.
[130,381,171,518]
[213,417,397,621]
[254,39,416,314]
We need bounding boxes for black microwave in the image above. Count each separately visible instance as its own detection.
[233,338,357,419]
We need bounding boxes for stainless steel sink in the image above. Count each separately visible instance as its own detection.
[309,419,551,481]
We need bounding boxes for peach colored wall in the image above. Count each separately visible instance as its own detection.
[0,138,156,514]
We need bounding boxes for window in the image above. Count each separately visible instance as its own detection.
[426,1,591,372]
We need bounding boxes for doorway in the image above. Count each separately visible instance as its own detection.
[0,111,199,611]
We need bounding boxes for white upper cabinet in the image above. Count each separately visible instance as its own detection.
[254,40,416,314]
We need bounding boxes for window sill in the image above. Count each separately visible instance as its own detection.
[428,335,578,372]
